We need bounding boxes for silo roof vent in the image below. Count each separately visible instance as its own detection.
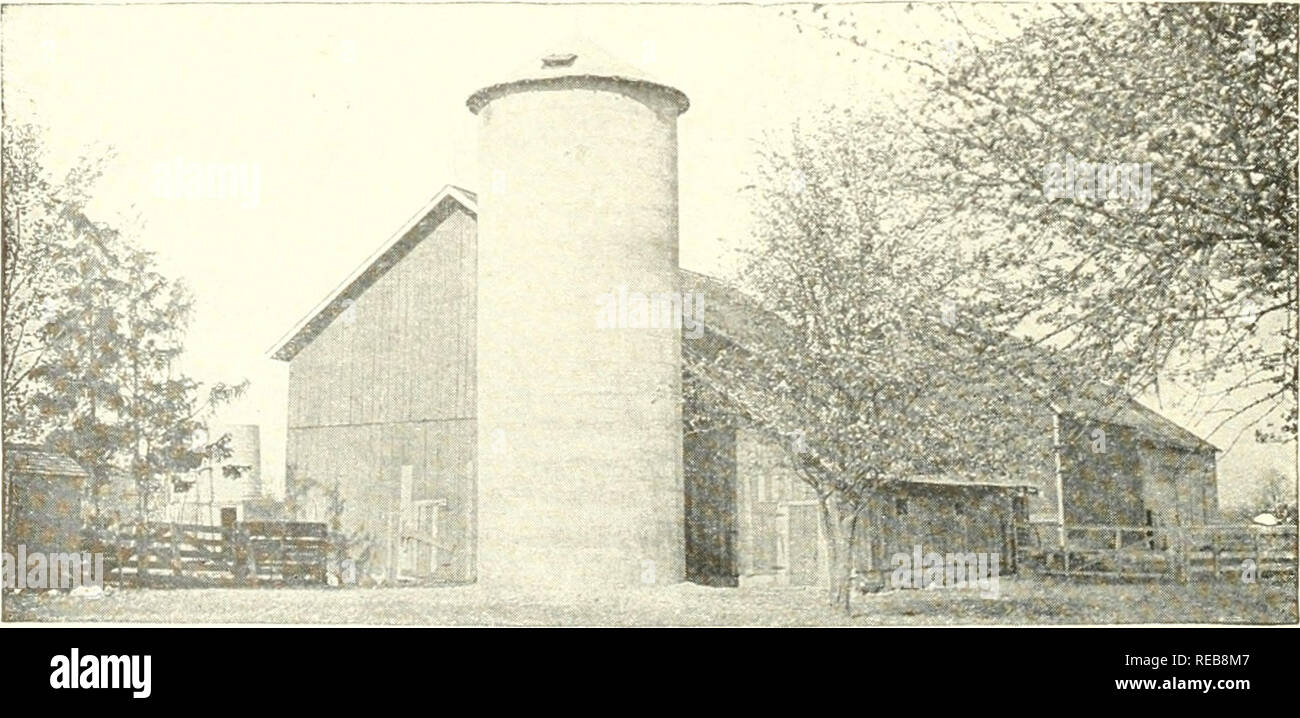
[541,53,578,68]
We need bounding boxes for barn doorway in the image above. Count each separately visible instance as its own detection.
[785,503,821,585]
[684,425,738,586]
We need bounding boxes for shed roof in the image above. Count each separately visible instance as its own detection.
[898,474,1040,492]
[2,443,90,478]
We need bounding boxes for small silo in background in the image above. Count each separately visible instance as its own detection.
[169,423,263,525]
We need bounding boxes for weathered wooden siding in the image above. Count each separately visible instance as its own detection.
[285,206,476,582]
[1139,442,1217,526]
[733,428,818,584]
[7,471,85,558]
[1002,403,1059,524]
[286,421,475,582]
[1059,416,1217,531]
[866,488,1016,570]
[287,207,476,427]
[732,428,1022,587]
[1060,418,1145,528]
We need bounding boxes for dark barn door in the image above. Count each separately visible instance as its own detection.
[684,426,738,586]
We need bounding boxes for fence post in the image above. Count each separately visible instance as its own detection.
[243,526,258,584]
[169,523,182,578]
[1252,529,1261,579]
[229,525,247,582]
[1178,528,1189,584]
[1170,528,1180,582]
[222,523,233,579]
[116,532,127,589]
[135,522,150,584]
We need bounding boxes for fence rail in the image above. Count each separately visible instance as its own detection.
[86,520,334,587]
[1017,523,1297,582]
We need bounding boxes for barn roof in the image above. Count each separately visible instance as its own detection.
[679,270,1217,455]
[2,443,90,478]
[271,184,1214,455]
[1053,381,1216,453]
[267,184,476,361]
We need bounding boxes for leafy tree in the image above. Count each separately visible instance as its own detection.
[688,110,1049,611]
[1,122,108,438]
[792,2,1298,444]
[1251,465,1297,522]
[2,122,247,520]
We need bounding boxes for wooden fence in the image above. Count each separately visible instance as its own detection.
[1018,522,1297,582]
[86,520,333,587]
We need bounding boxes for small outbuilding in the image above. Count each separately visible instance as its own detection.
[3,443,90,558]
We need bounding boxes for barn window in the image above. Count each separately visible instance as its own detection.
[1013,495,1029,522]
[895,498,908,516]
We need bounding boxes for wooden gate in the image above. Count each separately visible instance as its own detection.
[395,466,443,580]
[398,499,441,579]
[89,520,331,586]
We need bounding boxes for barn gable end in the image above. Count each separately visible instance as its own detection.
[276,190,477,583]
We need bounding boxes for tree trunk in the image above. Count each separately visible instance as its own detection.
[818,495,860,615]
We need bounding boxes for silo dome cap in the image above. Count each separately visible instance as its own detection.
[467,39,689,115]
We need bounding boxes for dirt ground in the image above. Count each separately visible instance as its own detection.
[4,575,1296,626]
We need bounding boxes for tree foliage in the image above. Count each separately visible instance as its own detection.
[688,110,1049,610]
[2,122,247,518]
[793,2,1298,444]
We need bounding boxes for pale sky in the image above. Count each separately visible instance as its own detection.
[2,2,1293,504]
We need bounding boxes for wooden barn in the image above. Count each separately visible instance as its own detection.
[270,185,1218,588]
[271,186,478,583]
[270,44,1217,589]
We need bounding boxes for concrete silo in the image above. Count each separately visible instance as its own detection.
[168,423,263,525]
[467,42,689,587]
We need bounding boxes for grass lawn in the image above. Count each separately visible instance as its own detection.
[4,575,1295,626]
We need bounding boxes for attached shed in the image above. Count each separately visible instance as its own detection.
[684,418,1036,588]
[3,443,90,558]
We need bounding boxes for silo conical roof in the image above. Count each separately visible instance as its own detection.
[467,38,689,115]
